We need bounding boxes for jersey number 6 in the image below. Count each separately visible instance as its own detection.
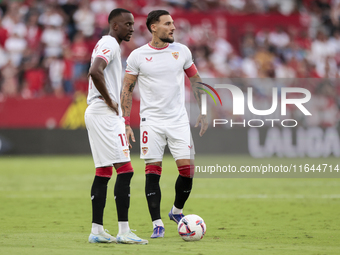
[142,131,148,144]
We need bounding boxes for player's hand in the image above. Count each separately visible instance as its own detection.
[105,100,119,115]
[195,114,208,137]
[125,125,135,148]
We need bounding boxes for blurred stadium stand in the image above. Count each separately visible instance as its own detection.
[0,0,339,156]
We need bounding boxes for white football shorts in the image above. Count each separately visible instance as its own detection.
[140,122,195,162]
[85,106,130,168]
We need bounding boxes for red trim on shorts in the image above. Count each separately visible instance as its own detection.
[148,42,169,50]
[145,165,162,175]
[184,64,198,78]
[178,165,195,178]
[96,55,108,64]
[116,162,134,175]
[96,166,113,178]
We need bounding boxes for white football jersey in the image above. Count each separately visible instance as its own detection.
[87,35,122,116]
[126,42,195,125]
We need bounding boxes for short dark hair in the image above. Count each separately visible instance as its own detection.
[146,10,170,33]
[108,8,131,24]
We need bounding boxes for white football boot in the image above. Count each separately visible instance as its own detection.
[88,229,116,243]
[116,230,148,244]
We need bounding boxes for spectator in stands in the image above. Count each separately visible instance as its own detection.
[0,44,8,69]
[254,44,274,77]
[268,26,290,52]
[329,29,340,53]
[73,1,95,37]
[22,55,46,98]
[25,12,42,51]
[91,0,116,31]
[62,47,74,94]
[1,61,19,97]
[0,0,339,99]
[0,17,8,47]
[59,0,79,41]
[4,30,27,67]
[210,33,233,74]
[241,31,256,58]
[71,31,90,82]
[241,53,258,78]
[310,30,336,63]
[41,24,67,58]
[45,55,65,97]
[295,29,312,50]
[225,0,246,13]
[38,4,65,27]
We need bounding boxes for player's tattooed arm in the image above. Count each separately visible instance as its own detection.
[121,73,138,147]
[189,73,204,109]
[121,73,138,117]
[189,72,208,137]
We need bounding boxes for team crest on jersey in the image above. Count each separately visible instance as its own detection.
[172,52,179,60]
[123,149,129,157]
[142,147,148,155]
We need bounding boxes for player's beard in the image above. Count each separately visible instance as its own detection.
[121,33,132,42]
[160,36,174,43]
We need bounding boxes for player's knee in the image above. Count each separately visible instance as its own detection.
[96,166,113,178]
[145,165,162,175]
[116,162,134,175]
[178,165,195,178]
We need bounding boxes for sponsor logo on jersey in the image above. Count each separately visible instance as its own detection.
[188,145,193,149]
[146,57,152,62]
[172,52,179,60]
[123,149,129,157]
[142,147,148,155]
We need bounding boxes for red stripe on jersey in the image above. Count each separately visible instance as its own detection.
[126,70,131,73]
[148,42,169,50]
[184,64,198,78]
[96,55,108,64]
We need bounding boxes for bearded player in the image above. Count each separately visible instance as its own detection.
[121,10,208,238]
[85,8,147,244]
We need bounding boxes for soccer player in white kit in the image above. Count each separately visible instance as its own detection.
[121,10,208,238]
[85,8,147,244]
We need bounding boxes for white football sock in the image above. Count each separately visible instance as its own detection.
[91,223,104,235]
[172,205,183,214]
[118,221,130,235]
[152,219,164,229]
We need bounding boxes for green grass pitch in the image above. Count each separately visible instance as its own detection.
[0,155,339,255]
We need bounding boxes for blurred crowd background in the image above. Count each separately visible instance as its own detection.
[0,0,339,127]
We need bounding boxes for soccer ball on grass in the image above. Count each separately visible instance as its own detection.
[177,214,206,241]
